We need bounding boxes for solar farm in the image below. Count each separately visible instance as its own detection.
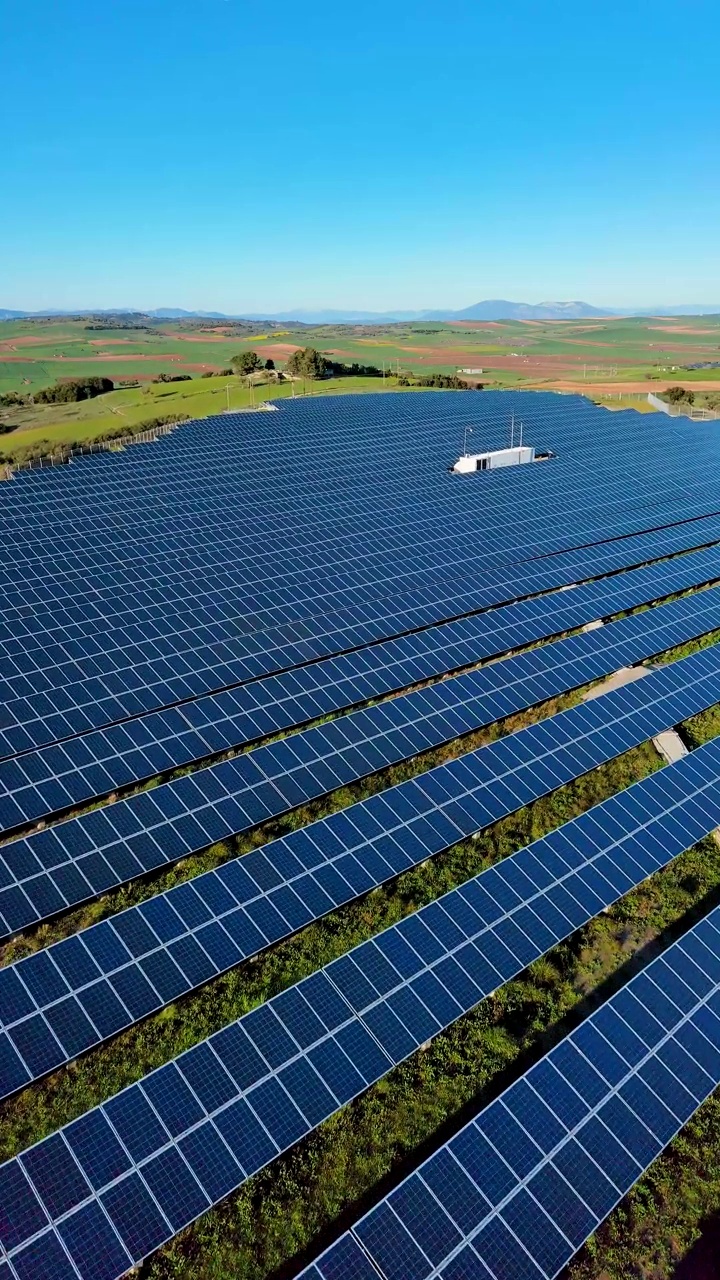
[3,388,720,1280]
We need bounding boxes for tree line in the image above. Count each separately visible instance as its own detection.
[228,347,483,388]
[231,346,387,380]
[0,376,115,407]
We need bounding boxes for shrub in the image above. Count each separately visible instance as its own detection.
[231,351,262,375]
[398,374,480,389]
[664,385,694,405]
[34,377,114,403]
[286,347,329,380]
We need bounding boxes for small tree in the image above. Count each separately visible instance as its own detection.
[286,347,329,380]
[664,385,694,405]
[231,350,262,375]
[265,358,275,370]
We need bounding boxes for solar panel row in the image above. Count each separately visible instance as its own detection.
[2,732,720,1280]
[2,404,712,645]
[2,594,719,942]
[6,513,720,772]
[2,638,720,1099]
[0,394,700,555]
[300,905,720,1280]
[4,540,720,834]
[5,500,709,690]
[5,417,714,583]
[5,458,703,629]
[0,396,693,571]
[0,454,670,592]
[0,389,602,513]
[0,391,639,508]
[5,391,702,542]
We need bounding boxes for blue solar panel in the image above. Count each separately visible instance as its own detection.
[302,902,720,1280]
[2,587,720,939]
[2,392,720,768]
[4,393,720,1280]
[3,539,720,835]
[3,729,720,1278]
[3,640,720,1097]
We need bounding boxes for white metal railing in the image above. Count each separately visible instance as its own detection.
[0,418,185,481]
[647,392,717,420]
[647,392,671,414]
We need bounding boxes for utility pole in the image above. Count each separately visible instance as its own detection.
[226,382,230,411]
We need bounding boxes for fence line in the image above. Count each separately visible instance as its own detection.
[0,418,183,481]
[647,391,671,414]
[647,392,717,421]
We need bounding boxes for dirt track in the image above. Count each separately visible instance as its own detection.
[648,324,719,334]
[253,343,301,359]
[0,335,76,350]
[544,379,720,393]
[159,332,234,343]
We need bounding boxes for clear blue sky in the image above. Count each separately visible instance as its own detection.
[2,0,719,313]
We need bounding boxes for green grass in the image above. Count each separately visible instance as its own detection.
[4,313,720,437]
[0,375,420,458]
[592,394,657,412]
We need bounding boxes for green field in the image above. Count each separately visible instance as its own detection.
[2,312,720,459]
[0,375,408,460]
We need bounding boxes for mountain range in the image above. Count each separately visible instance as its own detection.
[1,301,720,323]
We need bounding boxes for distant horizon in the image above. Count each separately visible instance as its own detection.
[3,299,720,321]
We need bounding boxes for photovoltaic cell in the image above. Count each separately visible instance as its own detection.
[3,538,720,834]
[301,902,720,1280]
[2,642,720,1096]
[3,731,720,1278]
[2,597,720,941]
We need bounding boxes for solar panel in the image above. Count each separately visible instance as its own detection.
[3,538,720,834]
[3,633,720,1097]
[3,507,720,766]
[0,392,712,566]
[2,731,720,1278]
[2,391,720,762]
[4,459,698,638]
[2,616,720,941]
[0,394,648,551]
[302,901,720,1280]
[0,401,705,598]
